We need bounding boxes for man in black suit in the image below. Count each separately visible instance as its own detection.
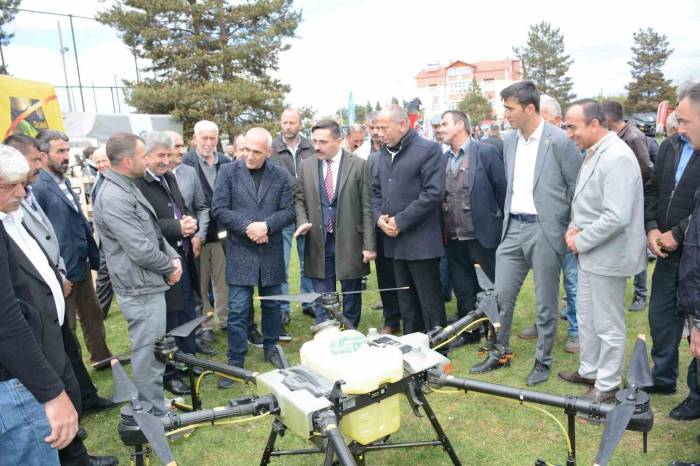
[372,104,447,333]
[439,110,507,346]
[0,145,116,466]
[136,132,199,397]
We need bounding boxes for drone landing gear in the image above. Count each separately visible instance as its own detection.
[258,394,461,466]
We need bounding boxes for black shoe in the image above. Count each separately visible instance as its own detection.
[302,307,316,318]
[248,329,264,348]
[200,329,215,342]
[76,426,88,441]
[85,455,119,466]
[264,345,289,369]
[642,384,677,395]
[196,338,218,355]
[165,379,191,396]
[83,396,117,415]
[629,297,647,312]
[218,376,236,389]
[670,397,700,420]
[469,352,512,374]
[527,361,550,386]
[190,365,205,376]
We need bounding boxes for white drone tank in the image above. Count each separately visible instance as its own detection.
[299,321,404,445]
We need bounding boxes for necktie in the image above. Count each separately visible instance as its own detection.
[324,160,334,234]
[158,175,190,253]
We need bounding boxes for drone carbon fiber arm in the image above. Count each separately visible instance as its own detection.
[161,395,278,430]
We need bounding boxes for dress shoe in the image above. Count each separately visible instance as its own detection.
[641,384,677,395]
[85,454,119,466]
[218,376,237,389]
[380,326,400,335]
[92,355,130,371]
[83,396,117,415]
[165,379,191,396]
[564,335,580,353]
[527,362,550,386]
[670,397,700,420]
[629,297,647,312]
[302,306,316,318]
[248,329,264,348]
[264,346,288,370]
[560,305,568,320]
[518,324,537,340]
[200,329,215,342]
[558,370,595,386]
[581,386,618,403]
[196,338,218,355]
[469,352,512,374]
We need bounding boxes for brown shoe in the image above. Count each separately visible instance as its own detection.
[581,386,618,403]
[558,370,595,386]
[381,326,400,335]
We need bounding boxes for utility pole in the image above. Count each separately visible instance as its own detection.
[68,14,85,111]
[57,21,73,112]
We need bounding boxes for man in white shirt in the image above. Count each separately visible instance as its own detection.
[470,82,582,386]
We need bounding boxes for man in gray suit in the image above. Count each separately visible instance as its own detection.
[470,81,582,385]
[558,99,646,402]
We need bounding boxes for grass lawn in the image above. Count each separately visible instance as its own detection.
[79,251,699,465]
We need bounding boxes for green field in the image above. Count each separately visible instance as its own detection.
[79,253,699,465]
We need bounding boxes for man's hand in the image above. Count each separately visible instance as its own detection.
[647,228,665,257]
[656,230,679,254]
[61,276,73,299]
[294,223,312,238]
[43,391,78,449]
[191,237,202,258]
[254,234,269,244]
[166,259,182,285]
[386,217,400,237]
[691,325,700,359]
[378,214,399,237]
[180,215,198,237]
[362,250,377,263]
[565,227,579,255]
[246,222,268,243]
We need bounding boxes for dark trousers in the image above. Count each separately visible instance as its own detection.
[66,261,112,363]
[446,238,496,318]
[376,233,400,329]
[165,258,197,382]
[439,249,453,302]
[310,233,362,328]
[393,257,446,334]
[649,258,687,388]
[61,322,99,411]
[95,245,113,318]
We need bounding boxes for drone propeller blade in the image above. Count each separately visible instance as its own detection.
[132,411,177,466]
[168,313,212,338]
[627,334,653,388]
[257,292,322,303]
[594,401,636,466]
[474,264,495,291]
[480,297,501,327]
[111,360,139,403]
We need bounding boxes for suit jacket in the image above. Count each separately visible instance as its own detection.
[371,130,445,260]
[182,151,231,243]
[270,134,315,179]
[211,160,295,287]
[21,191,66,272]
[482,136,504,159]
[31,169,99,282]
[501,121,582,255]
[571,132,647,276]
[173,163,210,241]
[442,141,507,250]
[135,171,198,311]
[295,150,376,280]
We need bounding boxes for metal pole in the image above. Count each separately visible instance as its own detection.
[110,87,116,113]
[91,80,98,113]
[132,49,140,83]
[68,15,85,111]
[114,76,121,113]
[0,43,5,72]
[57,21,73,112]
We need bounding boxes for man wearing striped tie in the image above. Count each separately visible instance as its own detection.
[294,119,376,328]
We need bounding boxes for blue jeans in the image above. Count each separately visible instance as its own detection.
[227,283,281,367]
[0,379,60,466]
[281,224,314,314]
[562,251,578,337]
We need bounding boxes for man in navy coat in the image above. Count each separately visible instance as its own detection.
[212,128,294,385]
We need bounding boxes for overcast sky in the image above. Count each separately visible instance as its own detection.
[5,0,700,116]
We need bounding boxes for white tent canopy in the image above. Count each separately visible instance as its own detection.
[62,112,183,147]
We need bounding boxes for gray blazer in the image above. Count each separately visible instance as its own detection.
[173,163,210,241]
[571,132,647,277]
[502,121,582,254]
[21,192,66,273]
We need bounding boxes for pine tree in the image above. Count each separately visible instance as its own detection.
[0,0,21,75]
[457,80,493,126]
[98,0,300,140]
[625,27,675,113]
[514,21,576,106]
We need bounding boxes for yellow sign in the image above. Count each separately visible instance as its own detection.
[0,75,64,139]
